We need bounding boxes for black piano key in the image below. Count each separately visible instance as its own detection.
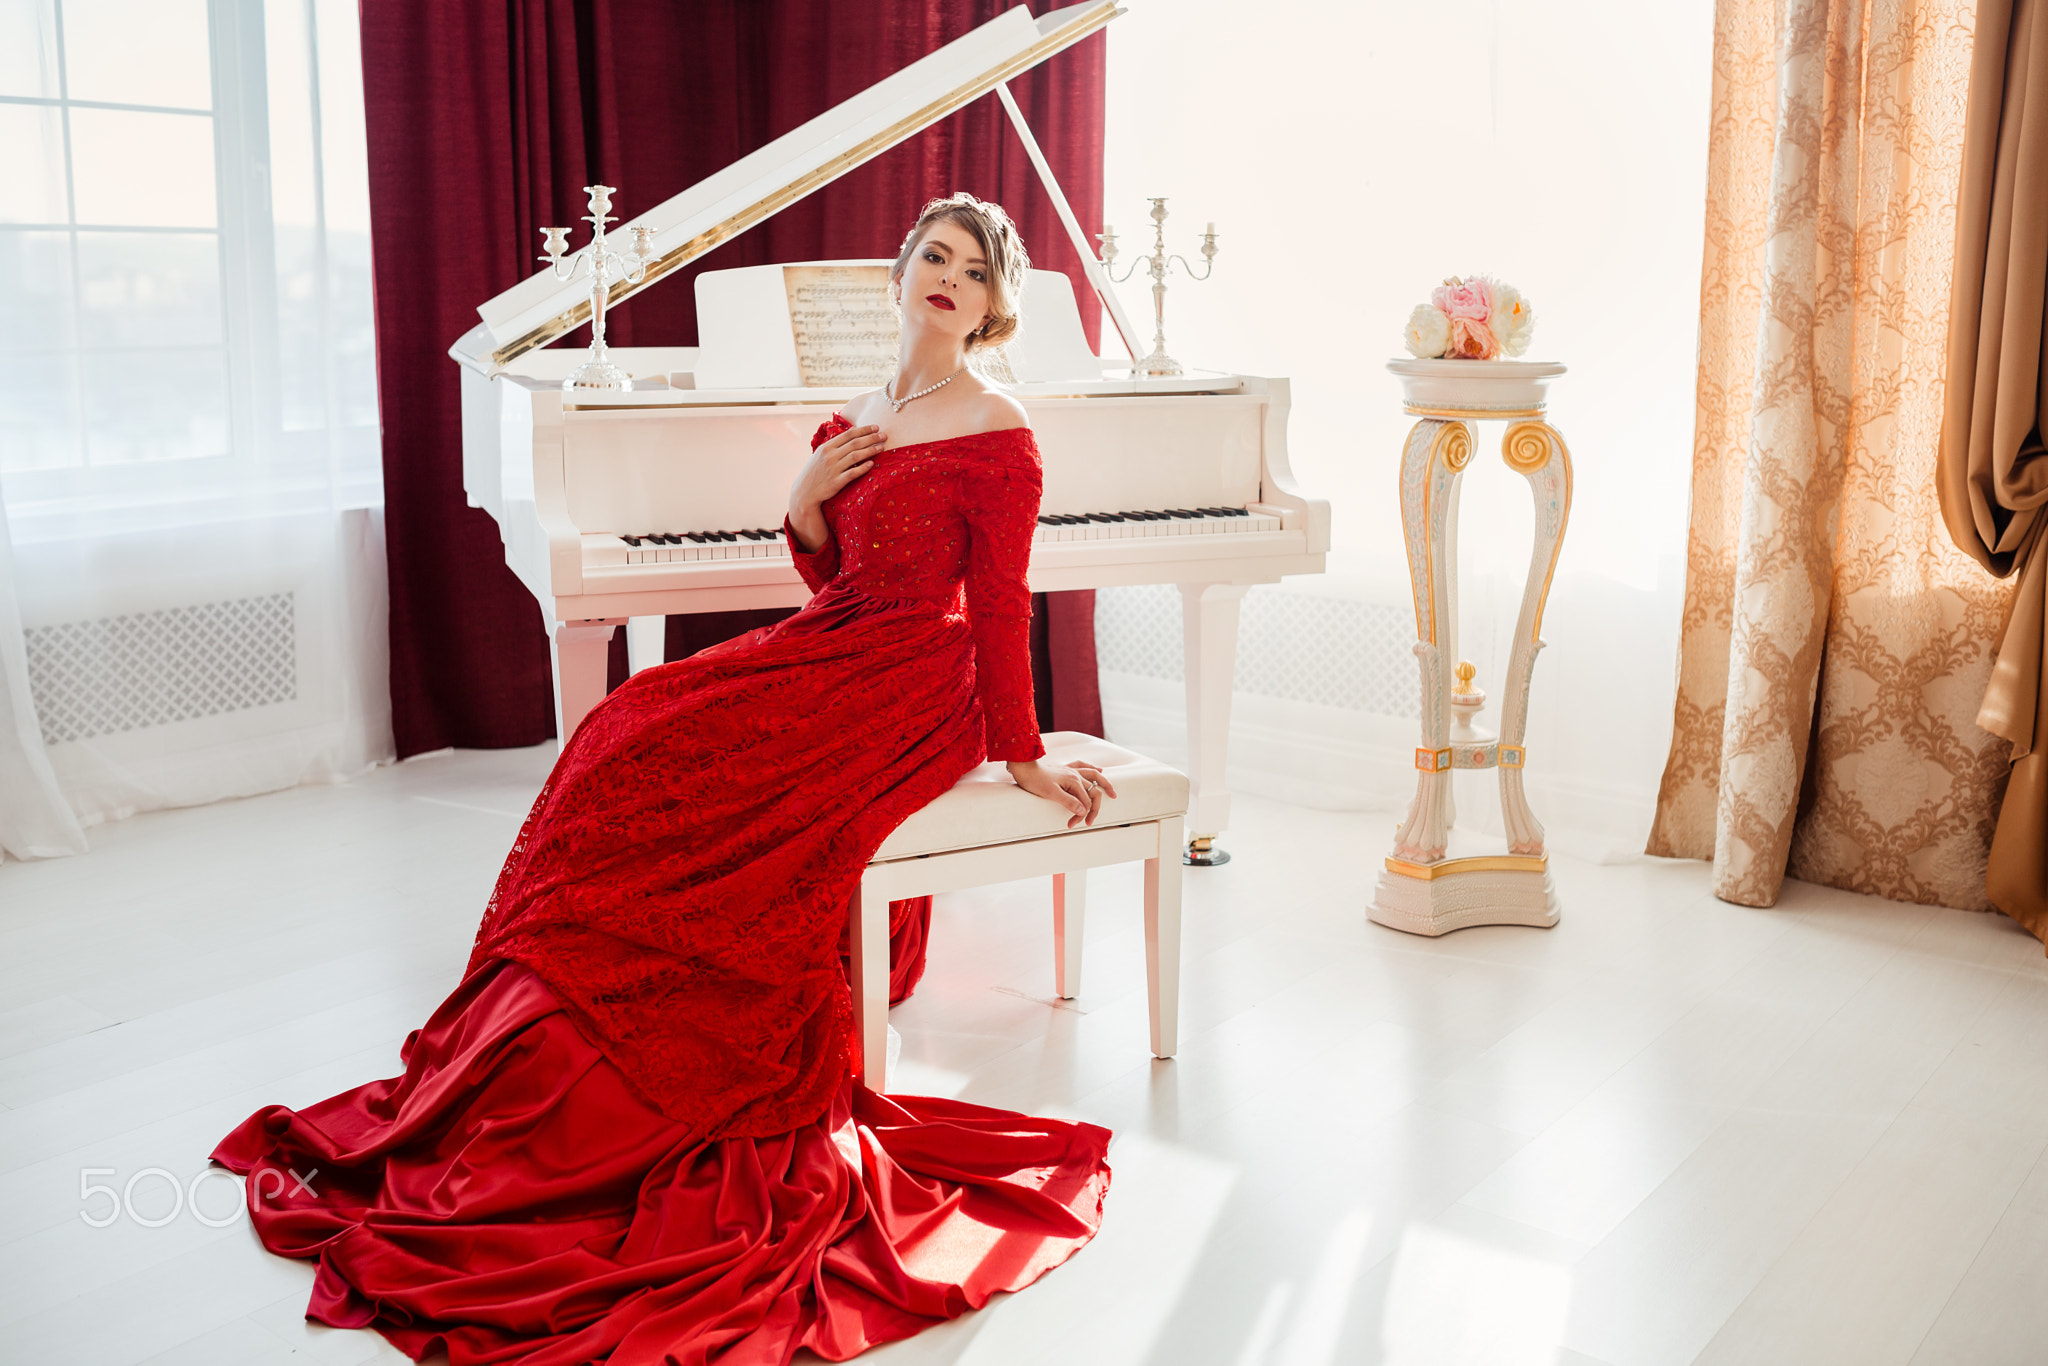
[1225,506,1250,517]
[754,529,779,539]
[737,529,763,540]
[1167,509,1195,519]
[620,535,641,546]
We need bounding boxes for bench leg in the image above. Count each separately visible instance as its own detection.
[1052,870,1086,1000]
[850,877,891,1093]
[1145,816,1183,1059]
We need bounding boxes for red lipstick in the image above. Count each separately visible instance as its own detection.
[926,294,955,311]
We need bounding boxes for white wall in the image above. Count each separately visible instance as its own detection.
[1095,0,1715,856]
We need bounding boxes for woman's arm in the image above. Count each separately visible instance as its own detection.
[960,446,1045,764]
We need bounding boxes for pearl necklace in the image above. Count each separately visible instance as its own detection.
[885,365,967,413]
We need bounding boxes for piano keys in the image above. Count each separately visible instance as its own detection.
[448,2,1331,863]
[1034,507,1282,539]
[594,507,1286,567]
[607,530,788,564]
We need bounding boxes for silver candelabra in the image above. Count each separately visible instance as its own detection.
[1098,197,1217,378]
[539,184,657,392]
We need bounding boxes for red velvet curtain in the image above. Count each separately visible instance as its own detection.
[362,0,1107,757]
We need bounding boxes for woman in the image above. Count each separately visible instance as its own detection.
[213,194,1119,1365]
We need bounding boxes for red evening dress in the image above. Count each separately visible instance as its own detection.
[212,420,1112,1365]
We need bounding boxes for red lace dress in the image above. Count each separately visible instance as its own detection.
[212,421,1112,1365]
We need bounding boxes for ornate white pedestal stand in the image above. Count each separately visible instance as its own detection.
[1370,359,1573,937]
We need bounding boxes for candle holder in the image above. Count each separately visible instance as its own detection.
[1098,197,1217,378]
[539,184,658,392]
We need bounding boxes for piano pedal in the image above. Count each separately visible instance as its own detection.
[1183,835,1231,867]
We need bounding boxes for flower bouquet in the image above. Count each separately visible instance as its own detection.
[1403,276,1535,360]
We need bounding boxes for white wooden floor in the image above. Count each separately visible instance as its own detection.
[3,746,2047,1365]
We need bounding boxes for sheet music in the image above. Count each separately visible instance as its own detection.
[782,265,898,388]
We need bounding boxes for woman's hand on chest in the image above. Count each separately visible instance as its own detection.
[787,422,883,552]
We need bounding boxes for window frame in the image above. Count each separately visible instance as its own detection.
[0,0,285,507]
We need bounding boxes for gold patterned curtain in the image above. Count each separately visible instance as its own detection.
[1648,0,2013,912]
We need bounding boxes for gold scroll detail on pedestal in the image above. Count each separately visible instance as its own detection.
[1500,420,1573,644]
[1404,404,1547,420]
[1384,854,1549,881]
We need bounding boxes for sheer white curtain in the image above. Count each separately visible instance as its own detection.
[0,472,85,861]
[1096,0,1713,856]
[0,0,387,849]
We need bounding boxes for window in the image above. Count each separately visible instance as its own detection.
[0,0,378,535]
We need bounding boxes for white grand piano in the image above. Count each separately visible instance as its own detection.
[449,1,1328,863]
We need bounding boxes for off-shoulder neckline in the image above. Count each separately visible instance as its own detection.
[827,414,1035,458]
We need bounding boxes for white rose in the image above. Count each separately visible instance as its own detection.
[1494,285,1536,358]
[1404,304,1451,359]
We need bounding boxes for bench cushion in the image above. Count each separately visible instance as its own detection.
[872,732,1189,862]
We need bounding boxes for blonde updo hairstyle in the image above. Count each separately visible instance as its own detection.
[890,192,1028,353]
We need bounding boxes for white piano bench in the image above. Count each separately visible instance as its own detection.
[852,732,1188,1095]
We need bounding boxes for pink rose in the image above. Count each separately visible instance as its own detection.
[1447,315,1500,360]
[1431,278,1494,322]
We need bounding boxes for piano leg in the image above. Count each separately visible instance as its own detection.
[1179,582,1247,866]
[551,617,627,750]
[626,615,667,676]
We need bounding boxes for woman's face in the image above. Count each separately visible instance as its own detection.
[894,220,993,345]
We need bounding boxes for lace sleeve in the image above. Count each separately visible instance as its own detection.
[786,417,850,592]
[959,434,1045,762]
[783,514,837,594]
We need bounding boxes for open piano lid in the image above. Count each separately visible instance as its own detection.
[450,1,1122,375]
